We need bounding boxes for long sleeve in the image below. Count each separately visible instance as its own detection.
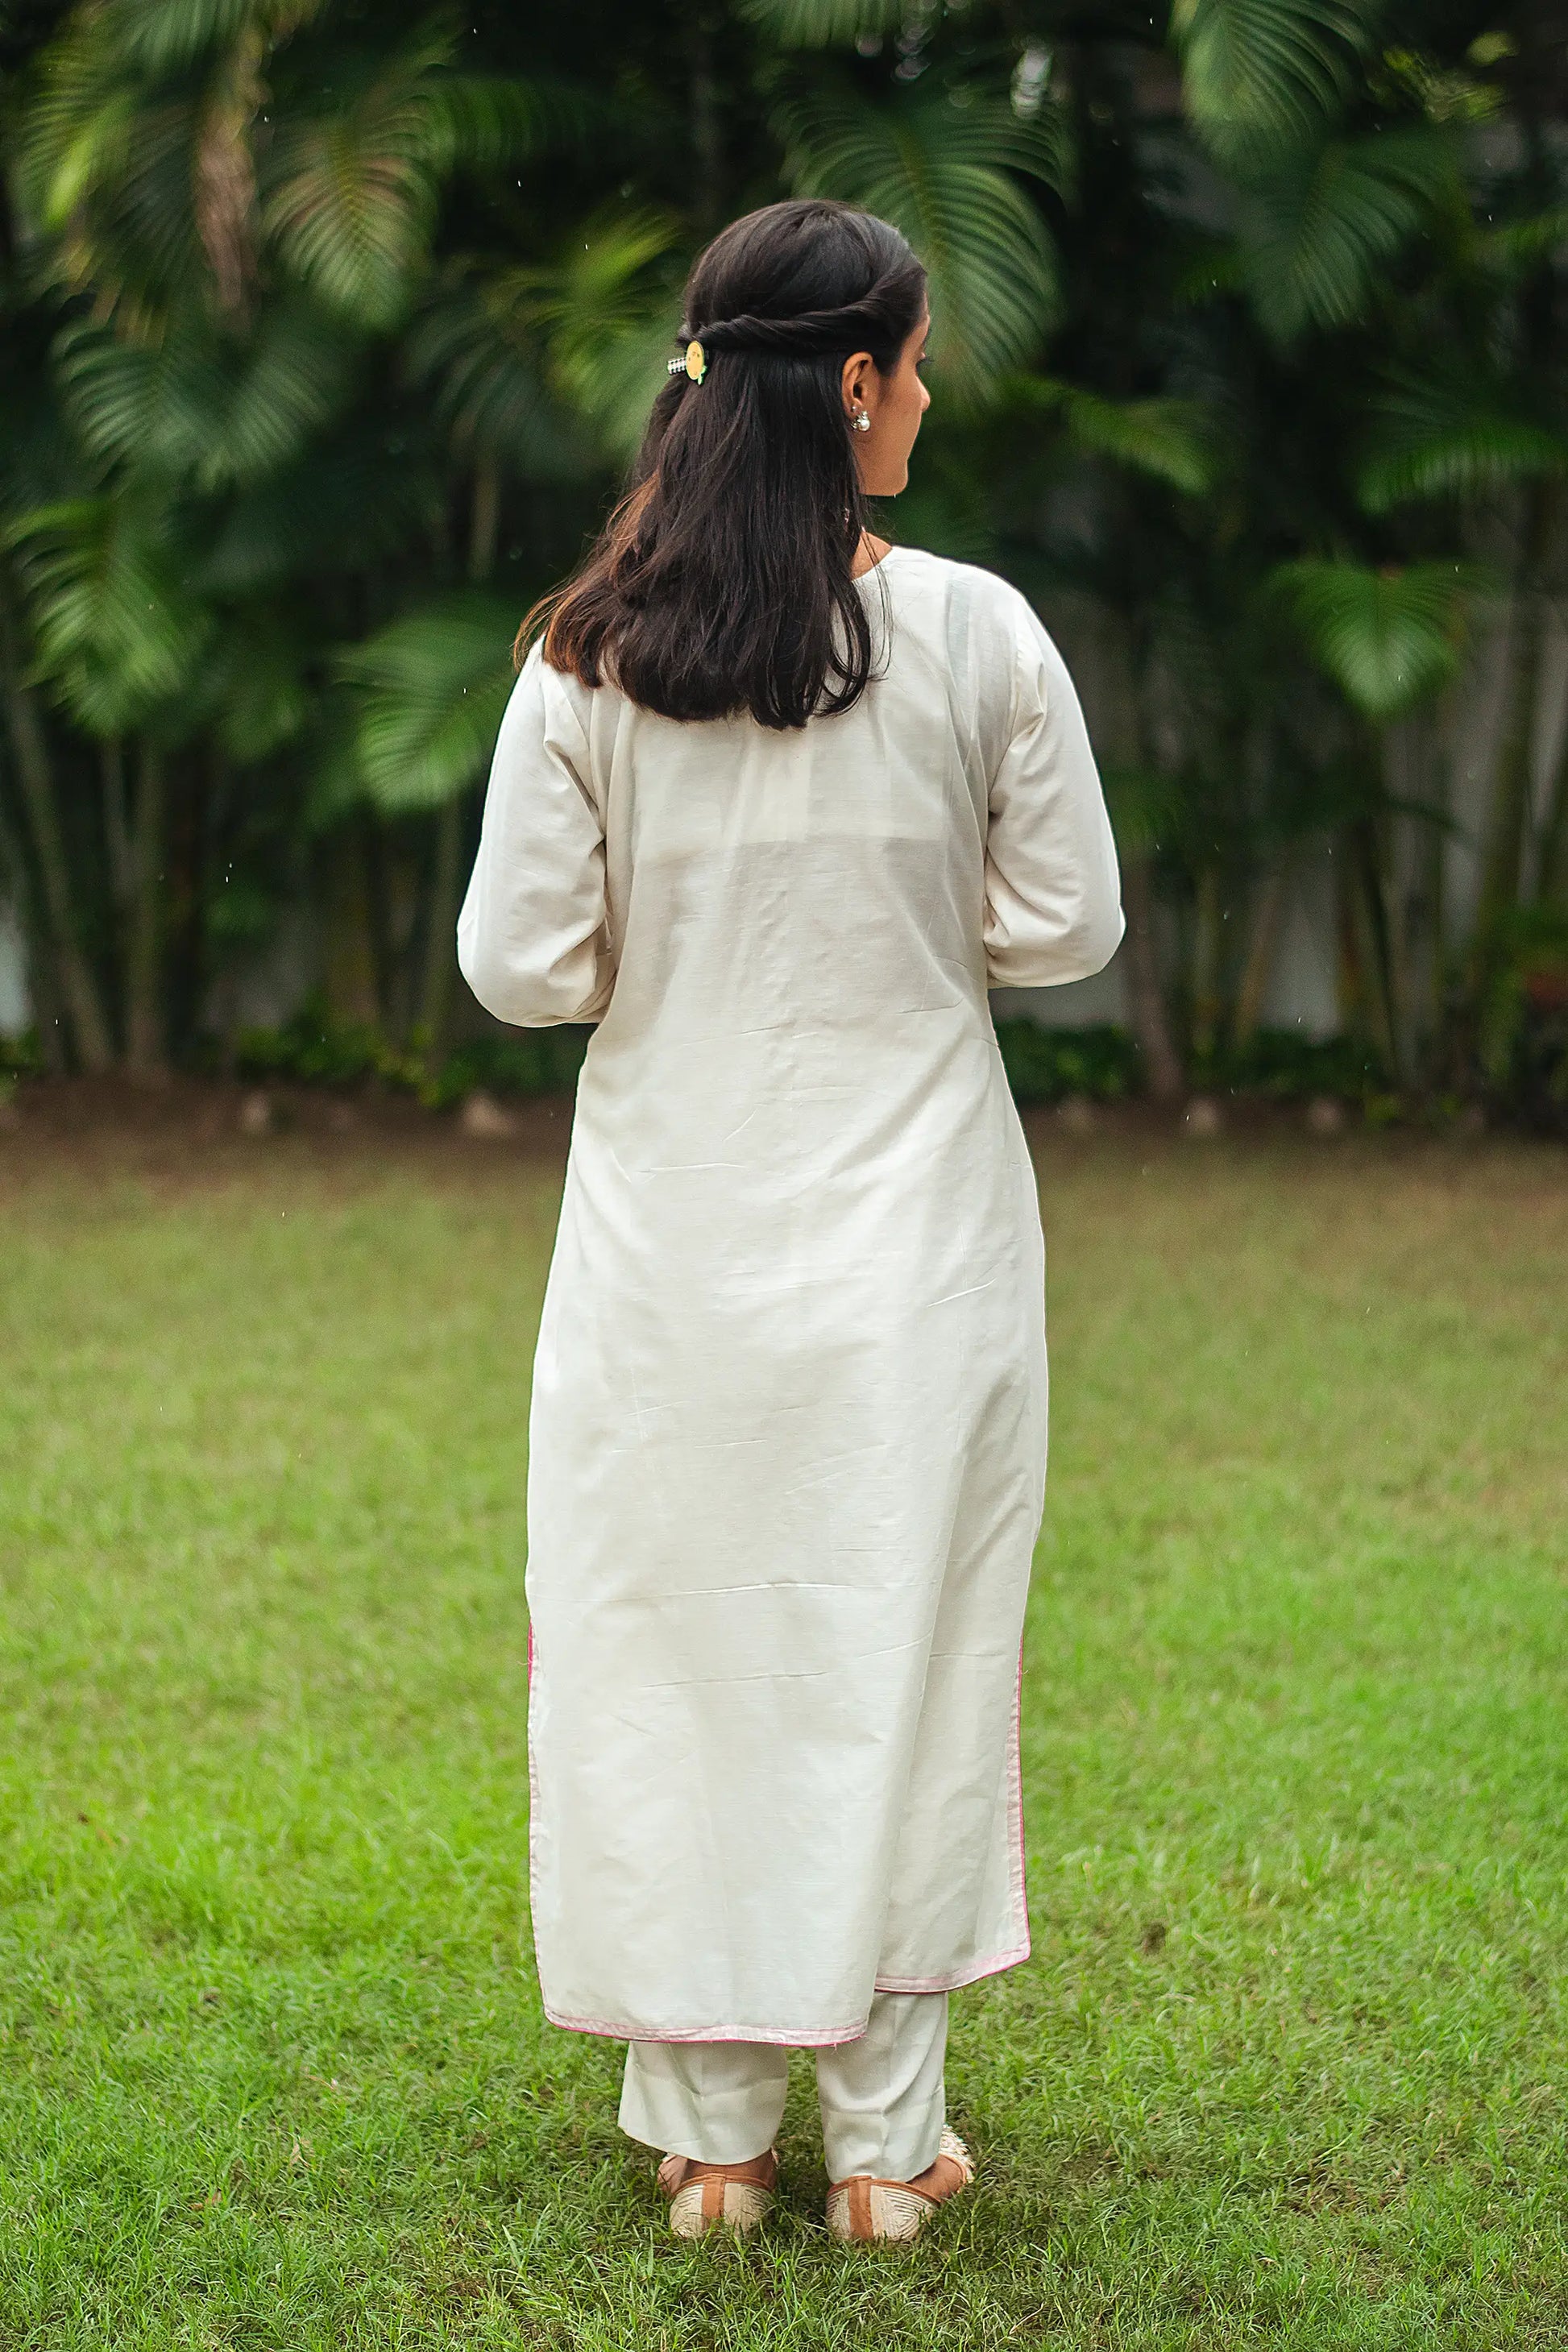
[983,601,1124,989]
[457,646,616,1027]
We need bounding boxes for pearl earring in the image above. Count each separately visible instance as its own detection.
[852,409,871,433]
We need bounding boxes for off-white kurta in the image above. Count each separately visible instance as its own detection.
[458,548,1122,2045]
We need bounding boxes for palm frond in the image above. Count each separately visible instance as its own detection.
[774,79,1069,403]
[6,495,213,735]
[1272,555,1491,720]
[1006,377,1224,496]
[56,301,357,490]
[405,265,592,478]
[15,25,139,237]
[214,302,359,483]
[261,29,558,330]
[1358,370,1568,511]
[334,592,518,812]
[735,0,908,47]
[1240,124,1458,342]
[522,211,687,465]
[55,319,224,479]
[116,0,327,81]
[1171,0,1376,158]
[16,27,203,316]
[263,84,440,329]
[408,73,562,175]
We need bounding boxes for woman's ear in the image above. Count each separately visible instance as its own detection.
[840,349,874,419]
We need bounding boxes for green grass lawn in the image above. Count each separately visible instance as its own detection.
[2,1117,1566,2349]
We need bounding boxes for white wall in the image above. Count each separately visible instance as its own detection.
[0,903,29,1036]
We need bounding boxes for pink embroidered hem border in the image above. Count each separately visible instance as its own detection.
[526,1628,1032,2046]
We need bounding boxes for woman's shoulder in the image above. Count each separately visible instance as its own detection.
[878,548,1047,671]
[882,546,1035,624]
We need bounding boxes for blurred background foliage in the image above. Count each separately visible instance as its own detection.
[0,0,1565,1119]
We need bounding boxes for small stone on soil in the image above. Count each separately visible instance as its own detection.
[459,1090,519,1141]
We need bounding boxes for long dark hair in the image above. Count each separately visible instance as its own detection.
[528,200,927,731]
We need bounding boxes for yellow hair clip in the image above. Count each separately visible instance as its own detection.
[666,338,707,384]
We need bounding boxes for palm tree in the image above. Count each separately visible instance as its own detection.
[5,0,556,1068]
[0,0,1559,1120]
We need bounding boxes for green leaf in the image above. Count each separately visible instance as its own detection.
[1172,0,1377,158]
[114,0,312,81]
[1006,377,1224,495]
[1358,371,1568,511]
[6,495,214,736]
[16,25,205,313]
[736,0,908,47]
[519,211,687,466]
[1272,557,1491,721]
[774,79,1068,403]
[56,301,357,491]
[334,593,518,812]
[405,267,588,477]
[1101,765,1187,857]
[260,31,550,329]
[1239,125,1458,342]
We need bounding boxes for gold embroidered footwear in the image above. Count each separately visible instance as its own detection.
[826,2128,974,2243]
[657,2147,778,2238]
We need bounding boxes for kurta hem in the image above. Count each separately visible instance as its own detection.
[871,1939,1031,1997]
[541,2006,878,2047]
[539,1937,1031,2045]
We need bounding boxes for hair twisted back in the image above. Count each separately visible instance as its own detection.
[527,200,927,730]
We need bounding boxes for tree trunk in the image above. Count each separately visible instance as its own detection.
[1120,852,1184,1101]
[1100,608,1184,1102]
[102,738,132,911]
[410,457,498,1056]
[1473,481,1559,952]
[1349,819,1402,1082]
[1232,858,1291,1045]
[0,607,114,1072]
[468,453,500,585]
[323,824,380,1028]
[125,741,167,1076]
[1537,699,1568,903]
[1189,865,1224,1064]
[417,795,465,1053]
[687,13,723,231]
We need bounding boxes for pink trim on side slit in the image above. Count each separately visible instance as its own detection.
[873,1641,1031,1995]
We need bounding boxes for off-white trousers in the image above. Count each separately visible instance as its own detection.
[619,1989,948,2182]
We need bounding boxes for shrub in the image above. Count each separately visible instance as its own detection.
[0,1031,44,1081]
[993,1022,1142,1105]
[422,1031,592,1109]
[1209,1029,1388,1101]
[229,1001,593,1107]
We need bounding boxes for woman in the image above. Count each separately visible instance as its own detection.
[458,198,1122,2243]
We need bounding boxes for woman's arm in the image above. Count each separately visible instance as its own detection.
[983,603,1124,989]
[457,649,616,1028]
